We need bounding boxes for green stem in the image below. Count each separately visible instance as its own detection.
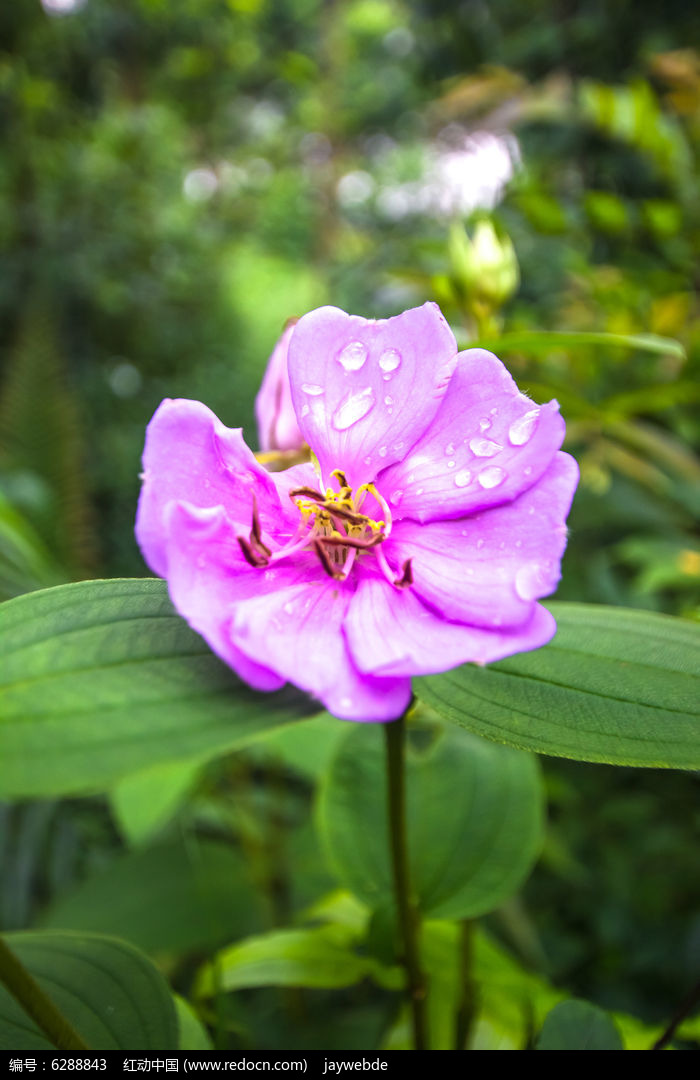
[651,976,700,1050]
[455,919,476,1050]
[383,712,428,1051]
[0,936,92,1054]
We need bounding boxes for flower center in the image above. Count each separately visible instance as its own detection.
[289,470,388,580]
[237,469,412,587]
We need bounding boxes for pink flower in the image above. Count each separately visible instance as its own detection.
[136,302,578,722]
[255,321,304,453]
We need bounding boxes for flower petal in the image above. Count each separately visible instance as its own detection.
[385,452,579,628]
[162,500,313,691]
[345,570,556,677]
[378,348,565,523]
[270,461,321,507]
[255,322,305,452]
[229,578,411,721]
[287,303,457,487]
[136,398,284,577]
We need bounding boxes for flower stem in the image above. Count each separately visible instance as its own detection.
[0,935,92,1054]
[651,976,700,1050]
[455,919,476,1050]
[383,712,428,1051]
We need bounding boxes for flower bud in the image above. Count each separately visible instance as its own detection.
[255,320,305,452]
[448,219,520,310]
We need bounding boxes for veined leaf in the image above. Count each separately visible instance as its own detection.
[416,603,700,769]
[40,839,264,956]
[317,720,543,920]
[0,578,319,797]
[0,931,177,1051]
[536,1000,624,1050]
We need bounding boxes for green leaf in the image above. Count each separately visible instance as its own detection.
[0,578,320,797]
[536,1000,624,1050]
[253,714,347,779]
[0,931,177,1051]
[462,329,686,360]
[317,719,543,919]
[195,926,401,995]
[174,995,212,1051]
[40,839,264,956]
[111,760,201,846]
[416,603,700,769]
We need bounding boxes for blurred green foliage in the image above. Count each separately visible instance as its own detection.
[1,0,699,1052]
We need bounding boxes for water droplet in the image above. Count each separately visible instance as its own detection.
[378,347,402,374]
[336,340,368,372]
[444,442,455,456]
[301,382,324,396]
[515,539,522,548]
[406,473,415,484]
[394,441,405,451]
[300,404,310,418]
[378,445,388,458]
[476,538,484,549]
[283,601,295,615]
[384,395,394,406]
[524,466,533,476]
[469,437,503,458]
[490,407,498,415]
[478,466,506,489]
[416,487,424,495]
[364,455,372,466]
[390,489,403,505]
[332,386,375,430]
[447,460,456,469]
[461,529,468,536]
[508,408,539,446]
[479,417,491,432]
[515,563,548,601]
[454,469,472,488]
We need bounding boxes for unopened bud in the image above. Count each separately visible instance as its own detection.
[448,219,519,310]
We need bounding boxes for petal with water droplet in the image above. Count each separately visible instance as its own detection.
[346,569,556,676]
[288,303,457,486]
[229,577,411,721]
[385,453,578,628]
[332,387,376,431]
[378,348,565,523]
[336,340,369,372]
[469,437,503,458]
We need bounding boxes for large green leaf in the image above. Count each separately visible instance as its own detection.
[416,603,700,769]
[0,578,319,797]
[0,931,177,1051]
[40,838,264,956]
[317,720,543,920]
[195,926,400,995]
[536,1000,624,1050]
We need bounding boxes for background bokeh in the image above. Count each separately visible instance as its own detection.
[1,0,699,1049]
